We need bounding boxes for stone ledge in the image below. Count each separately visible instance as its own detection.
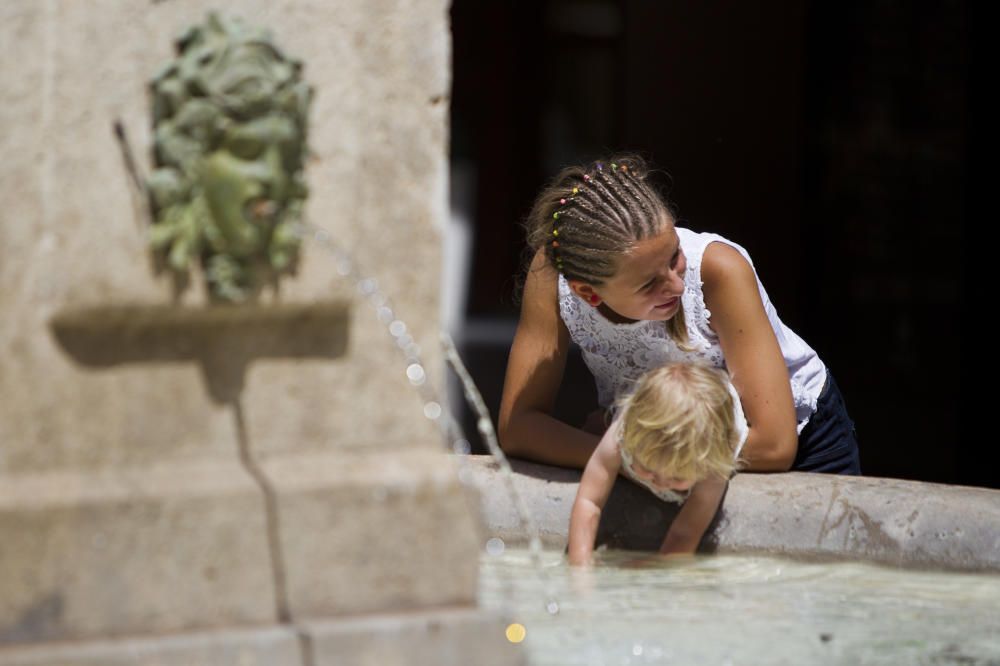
[0,461,276,644]
[0,625,301,666]
[301,605,528,666]
[462,455,1000,572]
[261,449,487,619]
[0,607,527,666]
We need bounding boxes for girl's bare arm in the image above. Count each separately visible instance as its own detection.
[498,249,601,468]
[701,242,799,471]
[567,419,623,565]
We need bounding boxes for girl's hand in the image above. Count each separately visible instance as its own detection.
[581,408,609,435]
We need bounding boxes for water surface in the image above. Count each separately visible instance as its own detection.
[478,546,1000,665]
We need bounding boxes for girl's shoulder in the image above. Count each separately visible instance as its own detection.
[677,226,754,266]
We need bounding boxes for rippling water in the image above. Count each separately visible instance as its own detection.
[478,547,1000,665]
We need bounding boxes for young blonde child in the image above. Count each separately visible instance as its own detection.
[568,362,748,566]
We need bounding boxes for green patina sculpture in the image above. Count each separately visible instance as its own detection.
[147,13,312,301]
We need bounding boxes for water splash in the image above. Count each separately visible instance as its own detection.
[292,220,561,616]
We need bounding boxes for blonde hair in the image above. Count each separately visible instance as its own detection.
[616,362,745,482]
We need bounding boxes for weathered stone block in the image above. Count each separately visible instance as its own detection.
[0,461,276,643]
[263,448,486,618]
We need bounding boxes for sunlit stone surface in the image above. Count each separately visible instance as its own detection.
[465,456,1000,573]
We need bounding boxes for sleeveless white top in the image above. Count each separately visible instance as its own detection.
[557,226,827,435]
[616,379,749,504]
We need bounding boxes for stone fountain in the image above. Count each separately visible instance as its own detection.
[0,4,523,665]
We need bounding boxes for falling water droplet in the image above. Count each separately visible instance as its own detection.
[457,465,474,485]
[406,363,426,385]
[486,537,505,556]
[632,644,643,656]
[297,225,561,629]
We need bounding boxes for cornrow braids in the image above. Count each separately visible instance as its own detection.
[523,153,695,351]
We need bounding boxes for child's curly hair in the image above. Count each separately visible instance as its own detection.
[616,362,746,482]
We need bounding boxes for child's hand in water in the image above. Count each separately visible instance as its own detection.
[569,563,597,596]
[620,555,661,569]
[621,552,696,569]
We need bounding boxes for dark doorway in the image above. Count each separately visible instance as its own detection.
[449,1,988,487]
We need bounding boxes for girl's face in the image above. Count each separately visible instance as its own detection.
[570,225,687,323]
[628,460,696,492]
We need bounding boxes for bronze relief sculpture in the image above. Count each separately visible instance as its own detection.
[147,13,312,301]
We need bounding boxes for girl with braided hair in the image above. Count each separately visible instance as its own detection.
[498,154,860,539]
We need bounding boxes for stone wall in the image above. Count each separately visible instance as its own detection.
[0,2,523,664]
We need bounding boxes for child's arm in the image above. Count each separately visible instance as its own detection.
[498,248,602,468]
[567,418,623,566]
[657,477,727,555]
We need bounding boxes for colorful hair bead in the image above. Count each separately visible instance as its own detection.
[553,212,560,220]
[611,163,618,171]
[596,162,604,171]
[560,198,566,205]
[583,174,591,181]
[552,229,559,237]
[572,187,579,195]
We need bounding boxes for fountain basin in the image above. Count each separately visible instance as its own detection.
[463,455,1000,572]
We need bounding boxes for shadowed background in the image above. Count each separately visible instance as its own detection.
[446,0,991,488]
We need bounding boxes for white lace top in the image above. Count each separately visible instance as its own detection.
[617,378,749,504]
[557,226,827,434]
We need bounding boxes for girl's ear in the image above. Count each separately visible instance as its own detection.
[569,280,601,305]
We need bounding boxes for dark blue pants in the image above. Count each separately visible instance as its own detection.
[792,369,862,475]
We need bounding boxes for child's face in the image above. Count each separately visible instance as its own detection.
[628,459,696,492]
[572,225,687,323]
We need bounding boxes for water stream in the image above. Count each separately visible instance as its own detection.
[292,220,562,618]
